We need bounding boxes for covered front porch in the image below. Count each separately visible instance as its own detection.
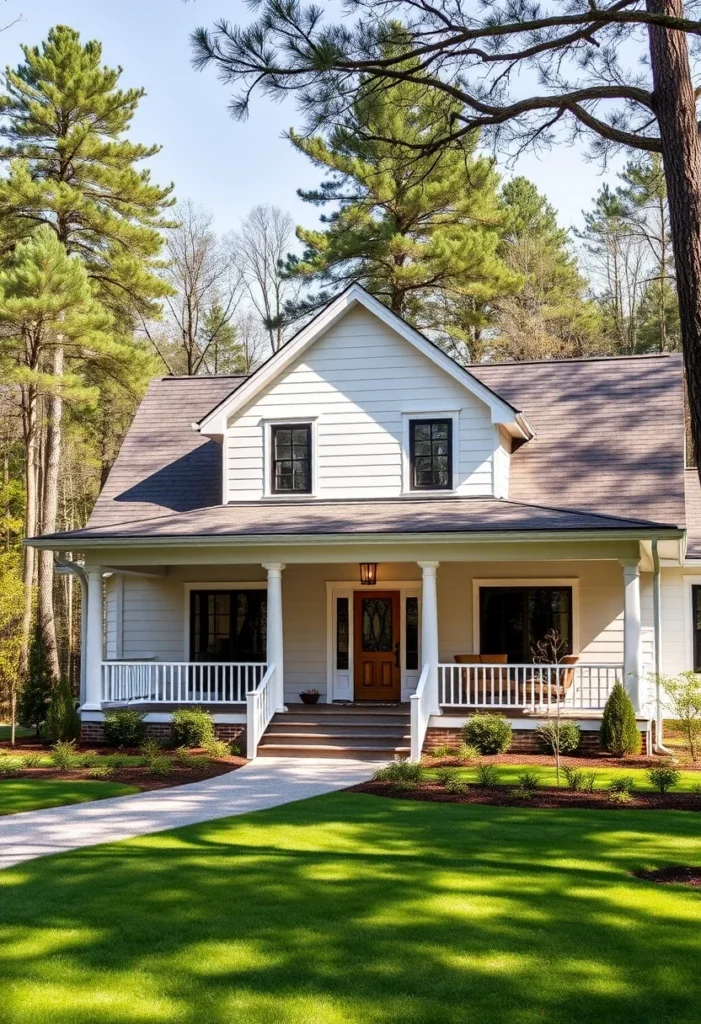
[76,532,656,758]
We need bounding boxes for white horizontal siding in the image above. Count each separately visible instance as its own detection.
[226,305,498,501]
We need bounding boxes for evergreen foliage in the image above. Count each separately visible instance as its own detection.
[171,707,215,748]
[462,714,512,755]
[103,709,147,748]
[0,24,175,328]
[286,44,517,354]
[600,681,642,757]
[18,623,52,734]
[44,676,81,742]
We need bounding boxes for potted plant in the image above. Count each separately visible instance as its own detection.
[300,689,320,705]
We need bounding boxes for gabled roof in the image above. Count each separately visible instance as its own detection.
[196,283,534,441]
[29,495,681,546]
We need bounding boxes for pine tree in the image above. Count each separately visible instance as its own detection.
[286,48,518,355]
[0,25,174,671]
[17,623,53,734]
[493,178,601,360]
[600,681,642,757]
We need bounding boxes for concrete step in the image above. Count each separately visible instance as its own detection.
[270,715,409,729]
[259,731,409,746]
[284,703,409,716]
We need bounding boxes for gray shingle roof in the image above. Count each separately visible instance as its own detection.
[40,496,672,543]
[51,350,687,544]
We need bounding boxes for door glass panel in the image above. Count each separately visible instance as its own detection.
[336,597,349,670]
[406,596,419,670]
[362,598,393,652]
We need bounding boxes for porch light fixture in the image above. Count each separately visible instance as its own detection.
[359,563,377,586]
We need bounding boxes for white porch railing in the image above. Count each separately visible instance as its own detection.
[438,663,622,712]
[410,664,431,762]
[101,661,268,704]
[246,663,276,759]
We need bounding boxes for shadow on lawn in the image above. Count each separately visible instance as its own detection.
[0,795,699,1024]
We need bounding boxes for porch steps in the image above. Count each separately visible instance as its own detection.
[257,703,411,759]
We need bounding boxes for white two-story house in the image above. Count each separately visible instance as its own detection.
[28,284,699,759]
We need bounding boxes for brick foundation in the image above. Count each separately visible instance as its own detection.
[81,720,246,748]
[424,726,613,755]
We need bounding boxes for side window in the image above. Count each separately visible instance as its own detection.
[271,423,312,494]
[409,419,452,490]
[693,586,701,672]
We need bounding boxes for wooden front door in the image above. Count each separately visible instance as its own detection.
[353,591,401,700]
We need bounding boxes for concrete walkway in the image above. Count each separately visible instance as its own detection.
[0,758,378,870]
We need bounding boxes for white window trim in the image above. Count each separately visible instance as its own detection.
[682,574,701,672]
[262,416,319,500]
[472,577,580,657]
[183,581,267,661]
[326,580,422,703]
[401,410,460,495]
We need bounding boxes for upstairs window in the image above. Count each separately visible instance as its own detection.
[271,423,312,494]
[409,419,452,490]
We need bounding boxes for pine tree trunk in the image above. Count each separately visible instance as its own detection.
[19,381,38,676]
[647,0,701,465]
[37,344,63,681]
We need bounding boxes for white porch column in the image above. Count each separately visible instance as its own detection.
[263,563,286,711]
[418,561,440,715]
[82,567,104,710]
[621,559,643,713]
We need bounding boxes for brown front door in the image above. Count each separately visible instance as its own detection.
[353,591,401,700]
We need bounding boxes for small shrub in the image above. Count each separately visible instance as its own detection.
[609,789,632,805]
[646,766,681,794]
[171,707,214,748]
[582,771,598,793]
[373,759,424,788]
[436,767,460,786]
[79,751,100,769]
[609,775,635,795]
[457,743,480,761]
[0,759,21,777]
[107,753,129,770]
[103,709,146,748]
[513,785,534,801]
[431,744,459,758]
[475,763,499,787]
[147,756,174,778]
[49,739,77,770]
[563,766,585,791]
[203,737,230,759]
[86,765,114,780]
[692,784,701,796]
[600,681,641,756]
[229,742,242,757]
[139,738,164,760]
[537,720,581,755]
[21,752,43,769]
[517,770,540,791]
[44,678,80,742]
[445,777,468,796]
[462,714,512,755]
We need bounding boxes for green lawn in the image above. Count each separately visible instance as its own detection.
[424,763,701,791]
[0,779,139,815]
[0,793,699,1023]
[0,726,33,741]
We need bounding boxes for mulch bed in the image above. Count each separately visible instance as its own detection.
[422,752,701,769]
[352,780,701,812]
[634,866,701,886]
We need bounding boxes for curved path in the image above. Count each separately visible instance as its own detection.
[0,757,378,869]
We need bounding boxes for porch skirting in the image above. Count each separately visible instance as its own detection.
[81,719,247,747]
[424,722,650,756]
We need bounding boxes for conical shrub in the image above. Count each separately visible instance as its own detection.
[600,680,641,756]
[44,677,81,742]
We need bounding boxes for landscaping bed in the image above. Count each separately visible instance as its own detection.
[353,778,701,812]
[0,754,246,793]
[421,751,696,770]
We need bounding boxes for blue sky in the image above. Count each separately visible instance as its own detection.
[0,0,624,240]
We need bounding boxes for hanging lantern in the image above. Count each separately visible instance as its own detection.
[359,563,377,586]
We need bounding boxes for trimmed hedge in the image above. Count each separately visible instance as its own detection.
[600,681,641,756]
[461,714,512,754]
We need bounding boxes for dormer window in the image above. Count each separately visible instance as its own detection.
[271,423,312,494]
[409,419,453,490]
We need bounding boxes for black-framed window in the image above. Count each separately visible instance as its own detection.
[480,586,572,663]
[406,596,419,670]
[409,419,452,490]
[190,590,267,663]
[693,586,701,672]
[271,423,312,494]
[336,597,349,671]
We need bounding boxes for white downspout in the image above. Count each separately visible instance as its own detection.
[54,555,88,706]
[651,539,672,754]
